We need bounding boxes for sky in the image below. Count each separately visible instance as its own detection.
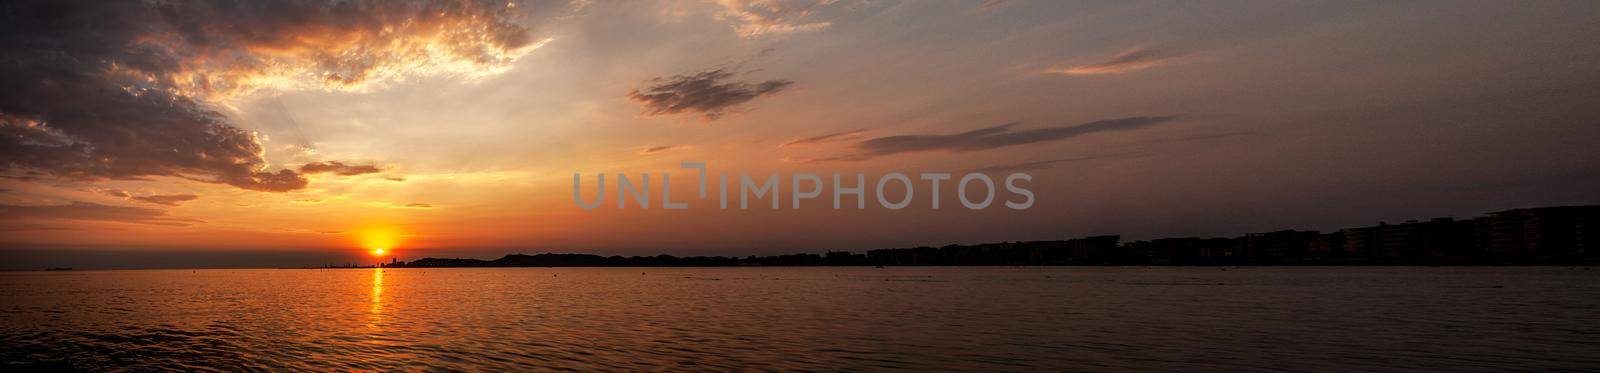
[2,0,1599,268]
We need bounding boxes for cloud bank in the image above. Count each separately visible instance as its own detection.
[0,0,555,192]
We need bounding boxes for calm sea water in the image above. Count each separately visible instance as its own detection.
[2,267,1598,371]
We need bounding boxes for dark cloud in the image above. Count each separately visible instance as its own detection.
[840,116,1177,160]
[0,202,200,226]
[627,69,793,121]
[403,203,435,209]
[782,128,869,147]
[1050,48,1181,75]
[972,152,1149,173]
[102,189,199,206]
[299,161,383,176]
[0,0,548,192]
[0,83,309,191]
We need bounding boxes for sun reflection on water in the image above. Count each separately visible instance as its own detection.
[369,268,384,327]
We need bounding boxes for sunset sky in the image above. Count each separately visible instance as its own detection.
[3,0,1599,267]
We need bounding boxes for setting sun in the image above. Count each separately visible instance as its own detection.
[358,227,403,257]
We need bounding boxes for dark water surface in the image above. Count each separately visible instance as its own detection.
[2,267,1598,371]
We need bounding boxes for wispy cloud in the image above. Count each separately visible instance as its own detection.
[364,202,437,209]
[103,190,201,206]
[628,69,793,121]
[961,131,1244,172]
[1146,131,1252,144]
[299,161,383,176]
[782,128,869,147]
[639,145,691,155]
[0,223,98,232]
[828,116,1177,160]
[972,152,1149,173]
[0,202,200,226]
[133,195,201,206]
[713,0,836,37]
[1048,48,1182,75]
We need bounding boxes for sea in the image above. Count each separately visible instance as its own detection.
[2,267,1597,371]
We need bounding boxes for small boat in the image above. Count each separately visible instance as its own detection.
[45,267,73,271]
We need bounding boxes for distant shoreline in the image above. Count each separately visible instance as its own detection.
[366,252,1598,269]
[370,204,1600,269]
[9,263,1596,272]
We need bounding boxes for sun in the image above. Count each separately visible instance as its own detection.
[357,227,403,257]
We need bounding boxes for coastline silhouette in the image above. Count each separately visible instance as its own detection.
[382,204,1600,268]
